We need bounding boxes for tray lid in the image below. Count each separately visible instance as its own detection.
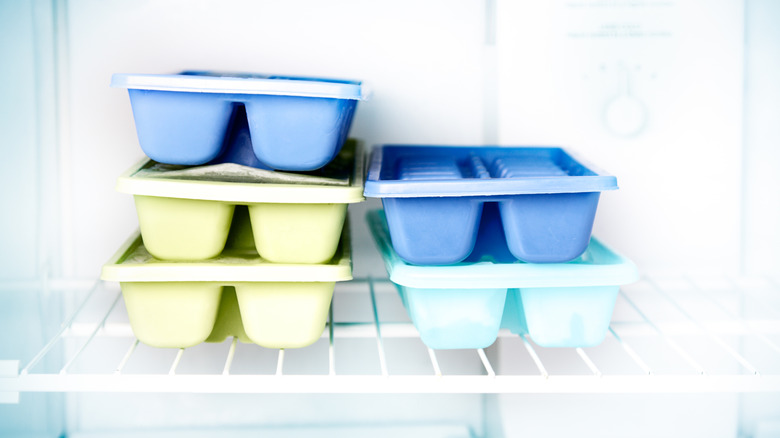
[115,140,365,204]
[101,227,352,283]
[364,145,617,198]
[111,71,369,100]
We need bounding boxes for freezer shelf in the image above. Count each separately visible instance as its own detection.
[2,276,780,397]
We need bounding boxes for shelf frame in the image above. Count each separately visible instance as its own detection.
[2,276,780,400]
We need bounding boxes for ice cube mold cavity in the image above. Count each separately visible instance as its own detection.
[111,71,368,171]
[367,208,638,349]
[116,140,364,263]
[101,229,352,349]
[364,145,618,264]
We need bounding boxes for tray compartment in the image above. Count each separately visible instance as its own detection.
[120,282,223,349]
[498,192,601,263]
[382,197,483,265]
[134,195,235,261]
[508,286,620,348]
[244,95,357,170]
[247,203,347,264]
[128,90,235,165]
[398,285,507,349]
[234,281,335,349]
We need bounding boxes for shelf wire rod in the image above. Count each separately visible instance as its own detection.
[646,278,761,375]
[114,339,139,375]
[690,276,780,356]
[21,280,101,375]
[521,334,549,378]
[428,348,442,377]
[368,278,389,377]
[168,349,184,375]
[222,337,238,376]
[608,327,653,375]
[276,349,285,376]
[328,304,335,377]
[619,289,706,375]
[575,348,602,377]
[59,290,122,375]
[477,348,495,377]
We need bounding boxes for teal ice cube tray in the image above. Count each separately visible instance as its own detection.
[367,208,638,349]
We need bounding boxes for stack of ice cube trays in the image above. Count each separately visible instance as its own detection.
[100,72,368,349]
[363,145,639,349]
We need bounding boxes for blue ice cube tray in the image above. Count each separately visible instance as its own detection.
[367,209,638,349]
[111,71,368,171]
[363,145,618,264]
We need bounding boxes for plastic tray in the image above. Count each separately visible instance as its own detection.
[363,145,618,264]
[111,71,368,171]
[367,208,638,349]
[100,227,352,349]
[116,140,364,263]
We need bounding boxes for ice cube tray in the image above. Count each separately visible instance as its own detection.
[100,227,352,349]
[363,145,618,264]
[116,140,364,263]
[367,208,638,349]
[111,71,368,171]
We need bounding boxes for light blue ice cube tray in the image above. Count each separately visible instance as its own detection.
[367,209,638,349]
[363,145,617,264]
[112,71,368,171]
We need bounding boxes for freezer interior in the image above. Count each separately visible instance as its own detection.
[1,1,779,437]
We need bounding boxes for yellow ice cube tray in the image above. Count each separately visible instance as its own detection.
[116,139,364,263]
[100,225,352,349]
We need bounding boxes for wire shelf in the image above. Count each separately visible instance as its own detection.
[2,276,780,398]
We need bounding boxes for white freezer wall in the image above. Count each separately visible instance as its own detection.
[495,0,746,275]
